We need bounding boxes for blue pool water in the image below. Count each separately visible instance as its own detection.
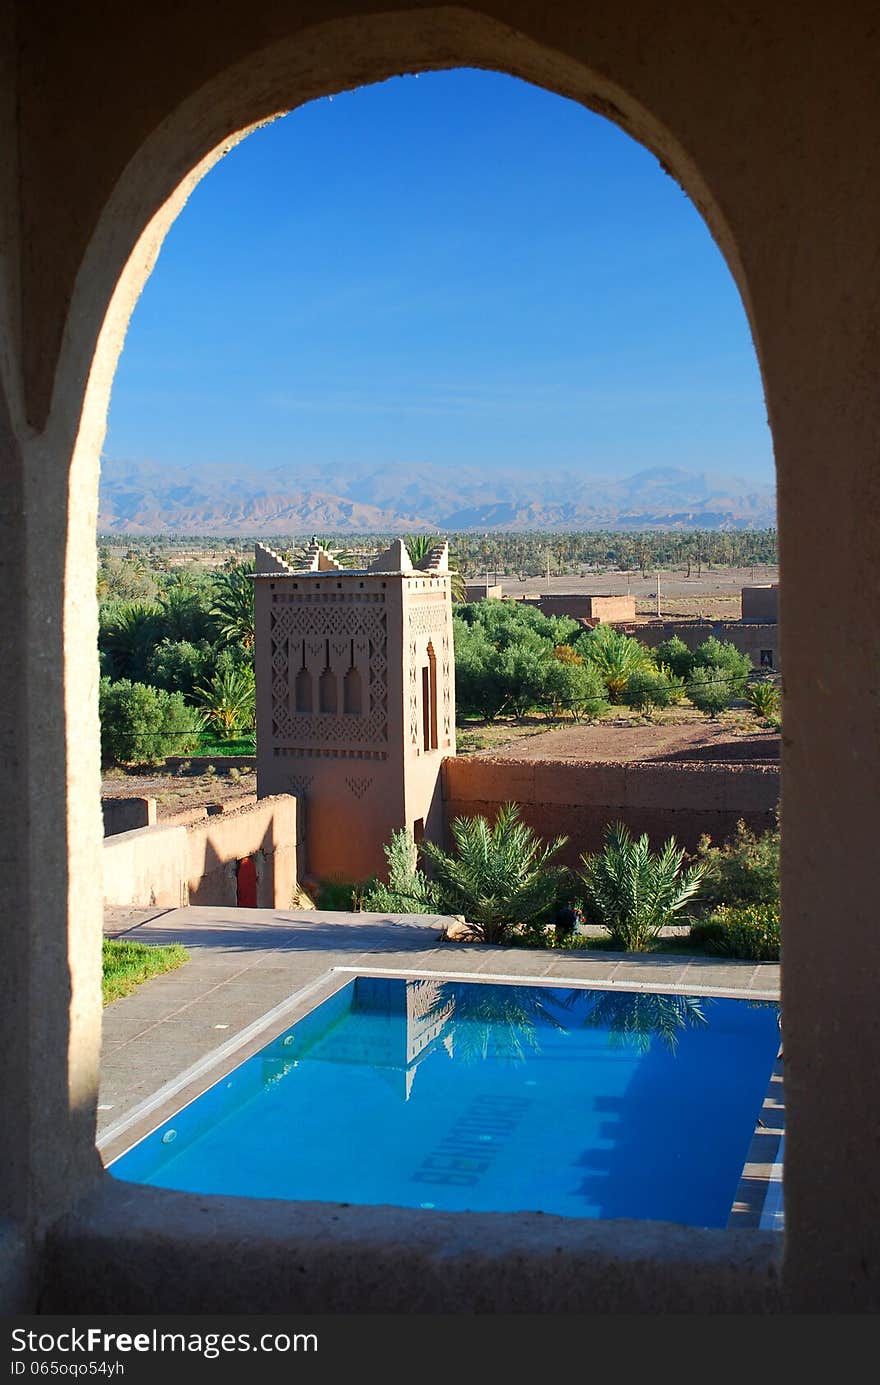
[109,977,781,1228]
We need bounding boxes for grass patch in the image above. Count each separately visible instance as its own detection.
[102,938,189,1006]
[196,731,256,756]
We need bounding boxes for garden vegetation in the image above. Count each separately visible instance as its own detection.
[97,537,777,765]
[324,807,781,962]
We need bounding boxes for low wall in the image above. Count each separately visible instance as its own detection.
[102,796,157,836]
[161,794,259,829]
[102,823,189,908]
[103,795,300,909]
[442,755,779,864]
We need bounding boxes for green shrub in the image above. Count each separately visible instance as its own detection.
[539,656,607,720]
[692,637,751,694]
[694,819,780,908]
[315,876,364,911]
[146,638,212,697]
[686,918,730,951]
[653,636,694,680]
[687,664,733,716]
[99,677,201,765]
[361,829,441,914]
[697,903,780,961]
[624,667,680,716]
[657,663,687,703]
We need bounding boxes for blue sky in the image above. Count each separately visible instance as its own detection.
[105,69,774,484]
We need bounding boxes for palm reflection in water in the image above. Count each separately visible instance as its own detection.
[579,990,709,1055]
[424,983,569,1063]
[425,982,710,1061]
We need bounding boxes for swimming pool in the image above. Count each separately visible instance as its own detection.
[108,976,781,1228]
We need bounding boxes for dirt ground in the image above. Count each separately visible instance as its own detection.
[101,763,259,819]
[475,718,780,763]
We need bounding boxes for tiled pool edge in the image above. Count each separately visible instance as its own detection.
[729,1053,785,1231]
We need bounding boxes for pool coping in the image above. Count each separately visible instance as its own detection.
[98,938,783,1232]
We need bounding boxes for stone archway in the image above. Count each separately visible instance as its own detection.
[4,0,880,1313]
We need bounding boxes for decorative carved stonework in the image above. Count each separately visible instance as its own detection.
[270,597,388,748]
[345,775,373,799]
[407,599,451,750]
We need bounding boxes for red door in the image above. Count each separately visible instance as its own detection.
[236,855,257,908]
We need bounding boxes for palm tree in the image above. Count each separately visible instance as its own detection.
[210,561,255,650]
[100,602,163,682]
[193,664,256,738]
[290,535,352,567]
[405,533,467,603]
[579,822,705,952]
[745,681,780,720]
[158,575,212,643]
[579,624,653,702]
[404,534,436,564]
[420,803,570,944]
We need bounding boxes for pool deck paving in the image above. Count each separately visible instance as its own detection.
[99,904,783,1228]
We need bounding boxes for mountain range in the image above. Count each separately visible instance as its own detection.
[97,459,777,534]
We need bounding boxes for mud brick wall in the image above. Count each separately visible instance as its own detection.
[442,756,779,865]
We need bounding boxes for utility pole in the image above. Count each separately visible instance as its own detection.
[656,572,661,618]
[545,548,550,585]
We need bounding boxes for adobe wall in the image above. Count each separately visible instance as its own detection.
[442,756,779,865]
[464,582,503,602]
[101,796,156,836]
[521,594,637,622]
[101,824,188,909]
[741,585,779,623]
[186,795,298,907]
[102,795,299,909]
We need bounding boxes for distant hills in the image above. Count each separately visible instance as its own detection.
[98,459,777,534]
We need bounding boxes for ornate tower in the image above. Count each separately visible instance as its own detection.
[254,538,456,883]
